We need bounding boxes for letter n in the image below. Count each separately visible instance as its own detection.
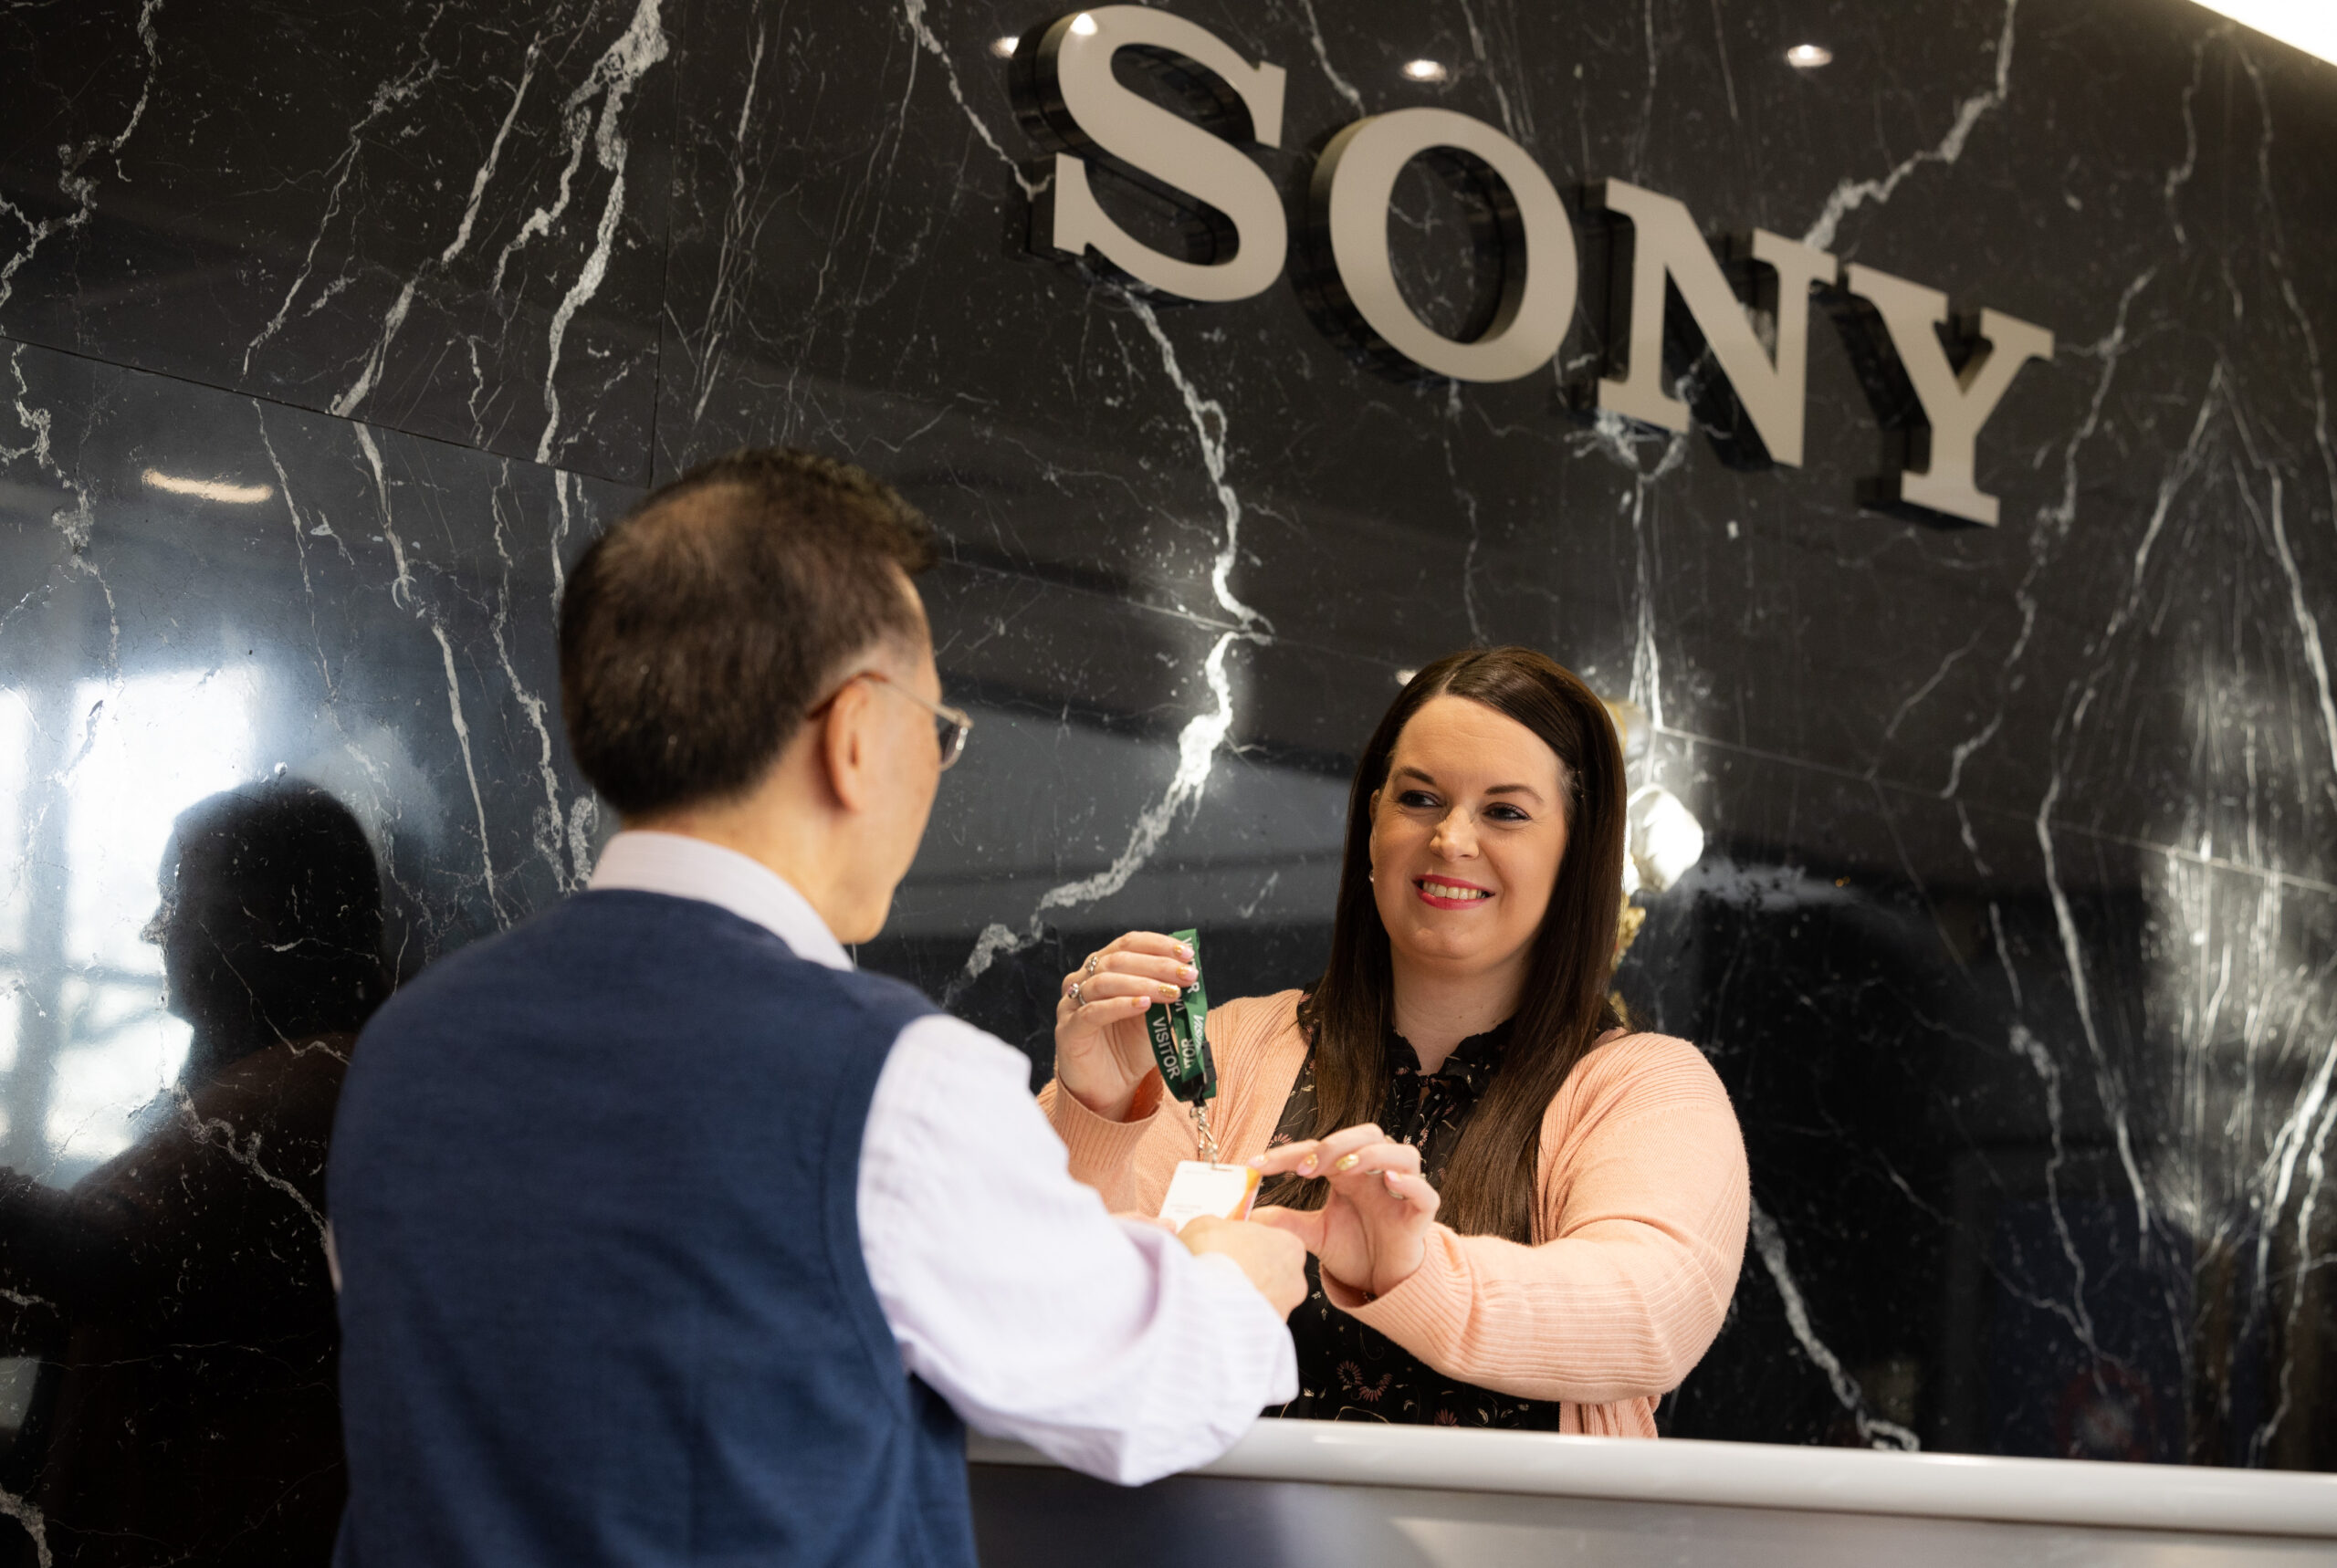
[1575,181,1836,470]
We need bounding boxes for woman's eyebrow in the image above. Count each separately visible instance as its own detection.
[1396,764,1546,803]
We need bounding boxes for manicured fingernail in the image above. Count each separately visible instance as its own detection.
[1247,1155,1265,1168]
[1300,1155,1317,1174]
[1334,1153,1360,1173]
[1177,943,1192,959]
[1179,965,1197,982]
[1158,983,1179,998]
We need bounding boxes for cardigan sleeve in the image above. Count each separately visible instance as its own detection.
[1038,992,1299,1216]
[1038,1071,1174,1214]
[1334,1036,1750,1405]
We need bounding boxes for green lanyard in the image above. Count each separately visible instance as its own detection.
[1144,926,1220,1158]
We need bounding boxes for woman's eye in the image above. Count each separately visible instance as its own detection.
[1398,790,1439,809]
[1485,805,1529,822]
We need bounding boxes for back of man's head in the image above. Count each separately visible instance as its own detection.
[560,448,936,820]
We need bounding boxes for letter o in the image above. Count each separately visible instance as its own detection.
[1310,110,1577,382]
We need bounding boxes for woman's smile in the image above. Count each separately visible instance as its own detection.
[1414,875,1494,908]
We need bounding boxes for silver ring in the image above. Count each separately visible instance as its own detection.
[1068,980,1085,1007]
[1085,953,1103,977]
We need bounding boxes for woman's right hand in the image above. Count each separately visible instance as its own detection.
[1053,931,1197,1123]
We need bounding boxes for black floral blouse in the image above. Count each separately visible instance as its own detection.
[1262,1017,1568,1428]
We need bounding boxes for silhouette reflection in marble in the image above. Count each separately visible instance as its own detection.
[0,782,385,1566]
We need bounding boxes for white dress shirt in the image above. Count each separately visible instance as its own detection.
[588,831,1295,1484]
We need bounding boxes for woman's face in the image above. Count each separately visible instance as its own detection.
[1368,694,1569,983]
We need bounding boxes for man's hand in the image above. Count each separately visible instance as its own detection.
[1177,1215,1307,1318]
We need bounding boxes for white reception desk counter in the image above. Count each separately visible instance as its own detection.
[969,1420,2337,1564]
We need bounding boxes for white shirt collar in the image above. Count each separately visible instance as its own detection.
[587,831,854,971]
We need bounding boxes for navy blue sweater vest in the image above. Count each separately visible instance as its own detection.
[328,891,973,1567]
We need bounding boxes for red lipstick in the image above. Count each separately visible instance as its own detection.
[1413,875,1493,910]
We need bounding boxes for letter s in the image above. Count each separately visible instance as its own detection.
[1016,7,1286,303]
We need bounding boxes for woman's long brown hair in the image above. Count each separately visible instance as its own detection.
[1273,647,1628,1245]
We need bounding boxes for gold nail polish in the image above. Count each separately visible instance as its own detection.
[1334,1153,1360,1173]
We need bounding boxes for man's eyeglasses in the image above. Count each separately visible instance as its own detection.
[810,670,973,771]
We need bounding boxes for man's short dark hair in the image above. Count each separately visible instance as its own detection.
[560,447,937,819]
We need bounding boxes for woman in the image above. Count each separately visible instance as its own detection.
[1041,647,1748,1434]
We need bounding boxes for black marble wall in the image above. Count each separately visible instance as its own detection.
[4,0,2334,1555]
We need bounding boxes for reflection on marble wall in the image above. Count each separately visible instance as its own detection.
[0,337,627,1560]
[3,0,2335,1552]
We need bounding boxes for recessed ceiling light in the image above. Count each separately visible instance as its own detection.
[1402,58,1449,82]
[990,36,1017,57]
[142,469,273,505]
[1785,43,1833,68]
[1068,12,1098,36]
[2184,2,2337,68]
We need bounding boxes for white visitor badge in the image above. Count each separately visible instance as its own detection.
[1158,1160,1262,1229]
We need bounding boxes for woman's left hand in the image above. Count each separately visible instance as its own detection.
[1250,1123,1440,1301]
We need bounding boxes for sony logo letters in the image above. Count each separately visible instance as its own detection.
[1009,6,2052,528]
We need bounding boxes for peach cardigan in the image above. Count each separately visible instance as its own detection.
[1040,990,1751,1437]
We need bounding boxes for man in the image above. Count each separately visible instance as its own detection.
[328,449,1303,1566]
[0,782,379,1564]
